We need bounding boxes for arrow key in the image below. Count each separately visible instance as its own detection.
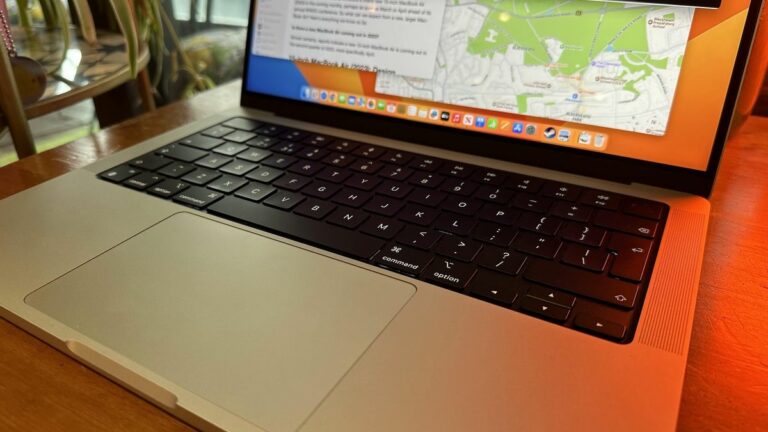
[519,296,570,322]
[467,270,520,306]
[527,285,576,308]
[574,314,626,340]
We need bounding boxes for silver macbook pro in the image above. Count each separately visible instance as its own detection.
[1,0,763,430]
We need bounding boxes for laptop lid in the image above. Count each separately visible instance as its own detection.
[240,0,764,197]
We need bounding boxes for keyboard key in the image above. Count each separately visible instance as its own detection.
[261,154,297,169]
[580,190,621,210]
[246,136,280,149]
[329,139,361,153]
[273,141,304,155]
[158,162,195,178]
[593,210,658,239]
[353,144,386,159]
[441,196,482,216]
[234,183,276,202]
[560,244,609,272]
[475,186,513,205]
[478,204,519,226]
[207,175,247,194]
[129,154,171,171]
[264,191,305,210]
[512,232,562,259]
[156,144,208,162]
[224,130,257,143]
[346,174,381,191]
[381,150,413,165]
[477,246,526,276]
[303,134,334,147]
[222,118,261,131]
[519,213,562,236]
[473,222,517,247]
[99,165,141,183]
[372,243,432,276]
[607,232,653,282]
[435,213,476,236]
[124,172,163,190]
[195,154,232,170]
[279,129,308,141]
[425,258,475,290]
[468,270,519,306]
[304,182,341,200]
[245,166,284,183]
[201,126,234,138]
[332,189,372,208]
[378,165,413,181]
[526,285,576,308]
[298,147,329,161]
[434,236,482,262]
[506,175,543,193]
[408,172,445,188]
[360,217,404,240]
[237,148,273,163]
[317,167,352,183]
[519,296,570,322]
[288,161,324,176]
[396,226,442,250]
[541,182,581,202]
[172,186,224,209]
[524,260,639,309]
[407,188,446,207]
[398,204,439,226]
[560,223,606,247]
[220,160,258,176]
[350,160,384,174]
[181,168,221,186]
[439,163,474,179]
[623,199,665,221]
[323,153,355,168]
[574,314,626,340]
[198,198,387,260]
[294,199,336,220]
[364,196,403,217]
[179,134,223,150]
[149,179,189,198]
[550,201,592,222]
[440,179,478,197]
[256,124,286,137]
[512,194,552,213]
[327,207,368,229]
[273,174,312,191]
[471,170,506,185]
[377,181,412,199]
[409,157,442,172]
[213,142,248,156]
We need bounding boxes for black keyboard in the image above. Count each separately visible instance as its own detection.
[99,117,668,343]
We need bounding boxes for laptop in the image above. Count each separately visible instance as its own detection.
[0,0,763,430]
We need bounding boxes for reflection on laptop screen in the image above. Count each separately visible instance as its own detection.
[246,0,752,171]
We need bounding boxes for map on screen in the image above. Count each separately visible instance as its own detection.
[374,0,694,136]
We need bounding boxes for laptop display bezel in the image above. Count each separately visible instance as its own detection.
[240,0,765,197]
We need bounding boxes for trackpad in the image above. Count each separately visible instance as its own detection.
[26,213,415,432]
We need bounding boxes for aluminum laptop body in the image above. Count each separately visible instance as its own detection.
[0,0,763,431]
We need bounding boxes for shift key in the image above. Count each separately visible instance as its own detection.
[524,260,639,309]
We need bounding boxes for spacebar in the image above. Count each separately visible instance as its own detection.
[207,196,385,259]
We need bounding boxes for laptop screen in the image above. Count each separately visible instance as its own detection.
[245,0,753,171]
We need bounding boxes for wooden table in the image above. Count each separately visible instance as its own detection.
[1,81,766,431]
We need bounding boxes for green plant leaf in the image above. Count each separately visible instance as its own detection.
[108,0,140,77]
[71,0,97,44]
[48,0,70,72]
[16,0,31,29]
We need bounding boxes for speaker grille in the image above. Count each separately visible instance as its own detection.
[638,209,706,355]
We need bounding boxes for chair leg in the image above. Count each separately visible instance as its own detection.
[0,42,36,158]
[137,69,156,112]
